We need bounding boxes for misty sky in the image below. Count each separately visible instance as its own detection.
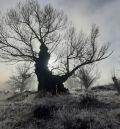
[0,0,120,87]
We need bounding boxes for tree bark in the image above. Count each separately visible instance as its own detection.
[35,43,50,91]
[35,43,69,94]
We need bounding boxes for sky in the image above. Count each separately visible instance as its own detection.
[0,0,120,87]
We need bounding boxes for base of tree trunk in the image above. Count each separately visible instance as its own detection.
[37,81,69,95]
[57,83,69,94]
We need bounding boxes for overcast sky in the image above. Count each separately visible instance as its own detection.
[0,0,120,87]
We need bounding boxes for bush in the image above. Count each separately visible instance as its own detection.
[79,93,107,108]
[34,105,58,119]
[112,76,120,94]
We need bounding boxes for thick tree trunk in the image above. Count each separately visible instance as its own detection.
[35,44,67,94]
[35,43,50,92]
[35,43,68,94]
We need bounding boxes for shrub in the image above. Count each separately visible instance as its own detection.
[112,76,120,94]
[79,93,107,108]
[34,105,58,119]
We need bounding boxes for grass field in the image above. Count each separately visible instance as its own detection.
[0,88,120,129]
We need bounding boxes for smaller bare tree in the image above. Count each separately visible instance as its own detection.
[112,75,120,94]
[111,68,120,94]
[76,65,99,90]
[7,63,33,93]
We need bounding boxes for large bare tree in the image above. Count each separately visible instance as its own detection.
[0,0,111,94]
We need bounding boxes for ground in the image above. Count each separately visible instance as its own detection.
[0,87,120,129]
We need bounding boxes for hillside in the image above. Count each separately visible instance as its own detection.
[0,89,120,129]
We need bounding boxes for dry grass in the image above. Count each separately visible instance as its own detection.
[0,90,120,129]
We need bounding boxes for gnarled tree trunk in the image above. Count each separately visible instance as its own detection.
[35,44,68,94]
